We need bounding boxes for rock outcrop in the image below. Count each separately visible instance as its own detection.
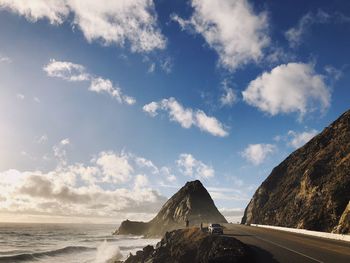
[116,180,227,236]
[242,109,350,234]
[335,201,350,234]
[124,227,251,263]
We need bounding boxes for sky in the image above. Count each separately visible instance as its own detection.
[0,0,349,224]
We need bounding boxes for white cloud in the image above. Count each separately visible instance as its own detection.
[143,97,228,137]
[36,134,48,144]
[0,0,69,24]
[95,152,133,184]
[44,59,136,105]
[242,63,330,119]
[43,59,90,81]
[16,93,24,100]
[52,138,70,166]
[160,57,173,73]
[285,10,350,48]
[135,157,158,174]
[160,98,193,128]
[159,167,177,183]
[90,77,136,105]
[220,80,237,107]
[171,0,269,71]
[142,101,159,117]
[208,189,249,201]
[177,153,214,179]
[0,0,166,53]
[324,65,342,81]
[166,174,176,183]
[195,110,228,137]
[123,96,136,105]
[148,63,155,73]
[134,174,149,189]
[60,138,70,145]
[241,143,276,165]
[219,207,244,223]
[265,47,294,65]
[273,135,282,142]
[0,54,12,63]
[287,129,318,149]
[220,88,236,107]
[70,0,166,53]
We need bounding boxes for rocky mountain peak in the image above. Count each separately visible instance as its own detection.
[116,180,227,236]
[153,180,226,225]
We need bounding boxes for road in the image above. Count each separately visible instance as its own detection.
[223,224,350,263]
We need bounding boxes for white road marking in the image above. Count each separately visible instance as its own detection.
[253,235,324,263]
[227,228,324,263]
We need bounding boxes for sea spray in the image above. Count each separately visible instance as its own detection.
[94,239,123,263]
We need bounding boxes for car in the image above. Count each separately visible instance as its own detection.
[208,223,223,235]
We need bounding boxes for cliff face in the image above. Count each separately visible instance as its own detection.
[124,227,251,263]
[242,109,350,234]
[116,180,227,236]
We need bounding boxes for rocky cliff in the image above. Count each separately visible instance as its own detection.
[242,109,350,234]
[116,180,227,236]
[124,227,251,263]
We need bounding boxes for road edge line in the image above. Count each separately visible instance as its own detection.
[250,224,350,243]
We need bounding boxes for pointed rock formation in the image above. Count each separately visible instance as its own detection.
[242,109,350,234]
[116,180,227,236]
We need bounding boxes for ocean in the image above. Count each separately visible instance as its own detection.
[0,223,159,263]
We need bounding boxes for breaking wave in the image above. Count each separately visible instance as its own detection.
[0,246,94,262]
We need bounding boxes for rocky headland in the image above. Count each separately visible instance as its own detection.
[242,109,350,234]
[124,227,252,263]
[116,180,227,237]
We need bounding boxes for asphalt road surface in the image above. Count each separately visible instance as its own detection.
[223,224,350,263]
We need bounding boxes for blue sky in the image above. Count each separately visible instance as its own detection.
[0,0,349,224]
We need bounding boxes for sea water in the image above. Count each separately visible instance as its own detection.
[0,223,159,263]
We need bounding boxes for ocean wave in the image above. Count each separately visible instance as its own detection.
[94,240,122,263]
[80,235,144,243]
[81,238,119,243]
[0,246,94,262]
[118,245,148,251]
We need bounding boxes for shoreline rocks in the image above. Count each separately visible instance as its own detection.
[123,227,252,263]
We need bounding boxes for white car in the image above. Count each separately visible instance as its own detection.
[208,223,223,234]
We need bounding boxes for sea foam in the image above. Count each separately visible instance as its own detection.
[94,240,122,263]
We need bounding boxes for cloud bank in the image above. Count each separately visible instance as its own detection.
[0,150,175,222]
